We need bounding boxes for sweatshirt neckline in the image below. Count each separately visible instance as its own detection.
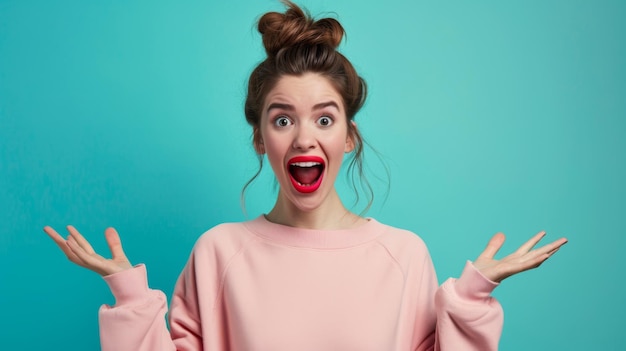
[243,215,385,249]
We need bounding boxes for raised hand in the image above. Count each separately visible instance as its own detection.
[473,231,568,283]
[44,225,133,276]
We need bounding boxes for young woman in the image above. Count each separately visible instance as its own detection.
[44,2,567,350]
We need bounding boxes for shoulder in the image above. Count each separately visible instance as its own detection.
[371,219,432,266]
[191,220,259,259]
[373,220,428,251]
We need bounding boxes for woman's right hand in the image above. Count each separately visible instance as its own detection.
[44,225,132,276]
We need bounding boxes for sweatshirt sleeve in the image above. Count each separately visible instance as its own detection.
[98,264,201,351]
[433,261,504,351]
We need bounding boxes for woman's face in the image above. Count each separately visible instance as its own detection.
[257,72,354,212]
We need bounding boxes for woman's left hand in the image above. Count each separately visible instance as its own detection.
[473,231,568,283]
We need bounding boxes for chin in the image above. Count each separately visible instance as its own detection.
[279,185,332,213]
[288,193,326,212]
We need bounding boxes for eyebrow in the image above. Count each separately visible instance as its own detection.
[266,101,341,113]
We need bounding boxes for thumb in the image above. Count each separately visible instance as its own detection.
[104,227,128,261]
[479,232,506,260]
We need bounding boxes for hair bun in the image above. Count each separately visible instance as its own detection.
[258,1,344,57]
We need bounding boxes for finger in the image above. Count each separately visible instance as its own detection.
[104,227,128,260]
[66,235,109,273]
[523,248,561,271]
[43,226,69,249]
[515,231,546,254]
[66,225,96,254]
[534,237,568,257]
[44,226,79,259]
[512,238,568,273]
[478,232,506,259]
[66,235,90,266]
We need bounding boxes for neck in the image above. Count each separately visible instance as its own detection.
[265,189,365,230]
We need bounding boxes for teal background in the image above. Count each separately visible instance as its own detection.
[1,0,624,349]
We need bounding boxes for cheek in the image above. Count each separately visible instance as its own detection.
[263,136,289,164]
[327,128,350,151]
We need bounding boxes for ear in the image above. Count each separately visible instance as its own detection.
[344,121,357,153]
[253,128,265,154]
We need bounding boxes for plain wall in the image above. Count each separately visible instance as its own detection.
[1,0,624,349]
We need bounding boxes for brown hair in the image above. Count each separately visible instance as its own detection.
[242,1,376,212]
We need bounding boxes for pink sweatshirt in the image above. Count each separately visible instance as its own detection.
[100,216,503,350]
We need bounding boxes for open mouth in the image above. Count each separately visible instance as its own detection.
[288,156,325,193]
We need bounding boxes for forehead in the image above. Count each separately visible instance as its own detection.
[264,73,343,110]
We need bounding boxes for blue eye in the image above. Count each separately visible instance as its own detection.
[274,116,292,127]
[317,116,333,126]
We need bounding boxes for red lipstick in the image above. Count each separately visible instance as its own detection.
[287,156,325,193]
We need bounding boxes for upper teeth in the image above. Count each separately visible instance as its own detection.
[291,162,321,167]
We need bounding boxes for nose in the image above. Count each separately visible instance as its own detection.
[292,124,316,150]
